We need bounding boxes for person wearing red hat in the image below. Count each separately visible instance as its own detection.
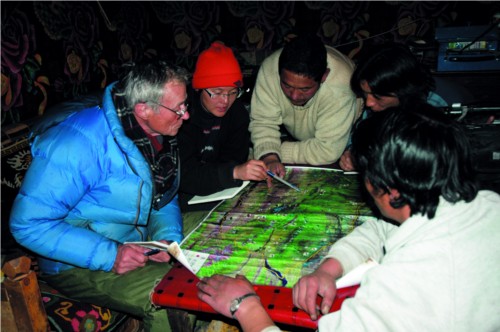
[177,41,268,212]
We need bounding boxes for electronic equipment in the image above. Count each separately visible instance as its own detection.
[443,104,500,123]
[435,24,500,72]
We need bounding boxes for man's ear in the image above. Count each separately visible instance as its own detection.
[389,188,400,202]
[320,68,330,83]
[134,103,150,120]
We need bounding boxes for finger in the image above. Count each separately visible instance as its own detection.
[266,177,273,188]
[127,256,148,268]
[293,280,307,311]
[275,164,286,177]
[197,288,212,303]
[305,283,319,320]
[197,278,217,295]
[124,249,148,265]
[197,279,208,292]
[319,291,335,315]
[256,161,268,173]
[271,164,279,174]
[205,274,225,288]
[292,283,300,308]
[256,168,269,181]
[129,244,148,253]
[339,156,346,167]
[148,252,171,263]
[210,274,226,282]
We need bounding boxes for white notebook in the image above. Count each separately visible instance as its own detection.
[188,181,250,205]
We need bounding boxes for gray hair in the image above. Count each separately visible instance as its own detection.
[121,60,190,111]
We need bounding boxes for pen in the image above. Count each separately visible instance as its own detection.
[144,249,161,256]
[266,170,301,192]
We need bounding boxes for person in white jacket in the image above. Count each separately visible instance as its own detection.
[196,103,500,332]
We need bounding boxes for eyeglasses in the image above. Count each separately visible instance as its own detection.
[204,88,247,100]
[146,100,189,119]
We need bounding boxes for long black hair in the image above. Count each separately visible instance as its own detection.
[351,103,478,219]
[351,44,435,108]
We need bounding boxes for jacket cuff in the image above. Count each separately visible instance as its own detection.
[218,162,242,188]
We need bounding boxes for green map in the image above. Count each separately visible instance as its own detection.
[181,167,377,288]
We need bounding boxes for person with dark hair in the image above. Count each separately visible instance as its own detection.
[340,43,447,171]
[350,43,446,111]
[196,104,500,332]
[10,59,191,331]
[178,41,268,212]
[249,34,362,178]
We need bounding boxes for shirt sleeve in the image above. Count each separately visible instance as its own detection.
[249,52,285,160]
[323,218,395,275]
[149,194,183,243]
[9,130,118,272]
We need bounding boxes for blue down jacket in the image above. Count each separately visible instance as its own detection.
[9,83,183,275]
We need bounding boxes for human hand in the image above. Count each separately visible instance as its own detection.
[233,160,268,182]
[265,160,285,178]
[146,240,172,263]
[112,244,149,274]
[197,274,259,318]
[261,154,285,188]
[293,267,338,320]
[339,149,355,171]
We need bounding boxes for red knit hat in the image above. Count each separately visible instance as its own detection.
[192,41,243,89]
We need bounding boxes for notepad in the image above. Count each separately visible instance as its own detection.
[188,181,250,205]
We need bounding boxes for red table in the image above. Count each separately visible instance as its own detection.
[152,262,359,329]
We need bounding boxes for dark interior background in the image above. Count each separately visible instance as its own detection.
[3,1,500,127]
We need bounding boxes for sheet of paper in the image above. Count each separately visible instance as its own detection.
[336,258,378,288]
[124,241,196,273]
[166,242,196,274]
[125,240,170,251]
[183,250,210,274]
[188,181,250,205]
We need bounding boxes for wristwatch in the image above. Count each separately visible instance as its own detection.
[229,292,260,318]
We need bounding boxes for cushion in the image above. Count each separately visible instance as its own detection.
[39,282,133,332]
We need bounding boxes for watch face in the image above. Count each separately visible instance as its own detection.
[229,293,258,317]
[230,299,239,313]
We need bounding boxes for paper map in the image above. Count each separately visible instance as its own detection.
[180,167,377,287]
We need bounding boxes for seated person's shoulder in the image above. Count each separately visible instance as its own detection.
[260,48,283,71]
[325,45,355,74]
[479,189,500,203]
[32,93,103,139]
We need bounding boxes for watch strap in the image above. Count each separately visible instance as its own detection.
[230,292,260,318]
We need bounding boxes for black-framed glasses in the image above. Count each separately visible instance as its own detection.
[146,100,189,118]
[204,88,248,100]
